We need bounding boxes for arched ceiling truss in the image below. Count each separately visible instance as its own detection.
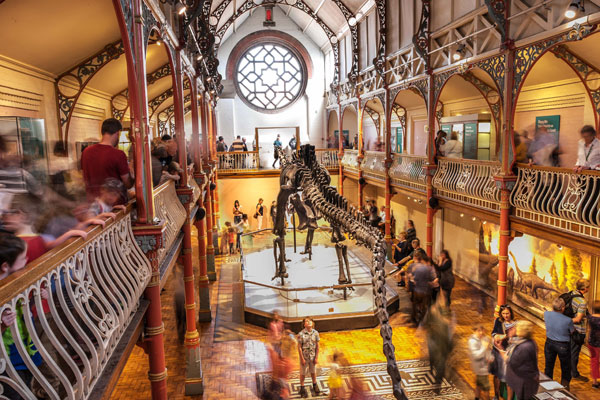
[55,40,125,144]
[208,0,362,83]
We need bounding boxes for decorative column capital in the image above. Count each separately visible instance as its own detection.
[193,172,207,189]
[493,174,517,191]
[132,221,167,272]
[423,163,437,177]
[176,186,194,213]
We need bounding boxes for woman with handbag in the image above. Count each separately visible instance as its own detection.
[255,198,265,231]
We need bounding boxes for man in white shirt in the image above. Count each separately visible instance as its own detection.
[574,125,600,172]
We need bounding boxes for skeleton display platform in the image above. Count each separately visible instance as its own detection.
[242,244,399,331]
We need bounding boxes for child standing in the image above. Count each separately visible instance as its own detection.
[221,222,231,255]
[228,225,236,254]
[468,325,493,400]
[86,178,127,218]
[0,233,43,399]
[327,351,344,399]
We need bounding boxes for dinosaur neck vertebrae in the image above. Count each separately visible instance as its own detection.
[279,144,404,400]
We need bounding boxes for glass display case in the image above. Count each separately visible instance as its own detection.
[0,117,48,183]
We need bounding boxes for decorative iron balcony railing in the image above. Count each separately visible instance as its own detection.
[153,180,187,264]
[0,210,151,399]
[388,154,427,193]
[433,158,501,212]
[314,149,339,169]
[340,149,359,172]
[511,165,600,239]
[361,151,387,181]
[216,151,259,172]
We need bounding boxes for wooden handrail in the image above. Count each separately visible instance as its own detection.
[216,150,258,155]
[515,162,600,175]
[437,156,501,166]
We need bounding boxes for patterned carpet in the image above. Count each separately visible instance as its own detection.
[256,359,465,399]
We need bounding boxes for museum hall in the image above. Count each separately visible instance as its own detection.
[1,1,600,399]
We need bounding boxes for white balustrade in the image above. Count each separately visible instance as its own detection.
[314,149,339,169]
[216,151,259,172]
[511,165,600,238]
[388,154,427,192]
[360,151,386,180]
[340,150,359,172]
[153,180,187,264]
[432,158,501,211]
[0,212,151,399]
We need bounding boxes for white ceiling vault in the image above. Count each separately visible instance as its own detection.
[210,0,372,53]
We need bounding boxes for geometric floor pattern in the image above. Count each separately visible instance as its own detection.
[256,359,465,399]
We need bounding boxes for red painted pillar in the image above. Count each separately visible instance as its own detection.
[113,0,165,397]
[144,272,167,399]
[357,96,364,208]
[195,203,211,321]
[191,84,211,322]
[383,87,393,245]
[205,182,216,281]
[496,43,517,308]
[425,73,436,258]
[338,103,344,196]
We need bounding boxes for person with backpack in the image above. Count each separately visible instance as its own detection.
[543,297,574,388]
[588,301,600,389]
[560,279,591,382]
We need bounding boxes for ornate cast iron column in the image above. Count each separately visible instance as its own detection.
[357,95,364,207]
[191,85,212,322]
[425,74,436,259]
[338,102,344,196]
[113,0,166,398]
[173,48,204,395]
[414,0,435,258]
[200,94,216,280]
[488,0,515,310]
[205,180,217,281]
[383,87,393,248]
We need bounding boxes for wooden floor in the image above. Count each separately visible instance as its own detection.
[111,229,598,400]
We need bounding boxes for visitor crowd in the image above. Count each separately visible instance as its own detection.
[0,118,194,399]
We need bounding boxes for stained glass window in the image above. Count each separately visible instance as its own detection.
[235,43,305,111]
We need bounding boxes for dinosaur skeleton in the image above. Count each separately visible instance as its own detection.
[272,144,405,400]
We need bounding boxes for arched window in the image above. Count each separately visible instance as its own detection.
[235,43,306,112]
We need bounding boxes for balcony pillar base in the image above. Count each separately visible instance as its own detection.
[207,253,216,281]
[198,275,212,321]
[184,343,204,395]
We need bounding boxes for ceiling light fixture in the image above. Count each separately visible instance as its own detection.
[175,1,187,15]
[197,53,203,61]
[348,17,357,27]
[452,43,466,61]
[565,0,584,19]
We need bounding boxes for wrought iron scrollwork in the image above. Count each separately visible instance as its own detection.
[484,0,507,44]
[461,71,502,135]
[373,0,387,76]
[551,45,600,124]
[55,40,125,143]
[513,24,596,102]
[474,54,505,101]
[412,0,431,69]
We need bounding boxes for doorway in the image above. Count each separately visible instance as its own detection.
[255,126,299,169]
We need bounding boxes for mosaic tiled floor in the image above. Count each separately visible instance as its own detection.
[256,359,464,399]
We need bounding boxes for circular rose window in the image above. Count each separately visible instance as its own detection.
[235,43,306,112]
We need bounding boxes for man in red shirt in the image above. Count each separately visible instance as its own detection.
[81,118,133,203]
